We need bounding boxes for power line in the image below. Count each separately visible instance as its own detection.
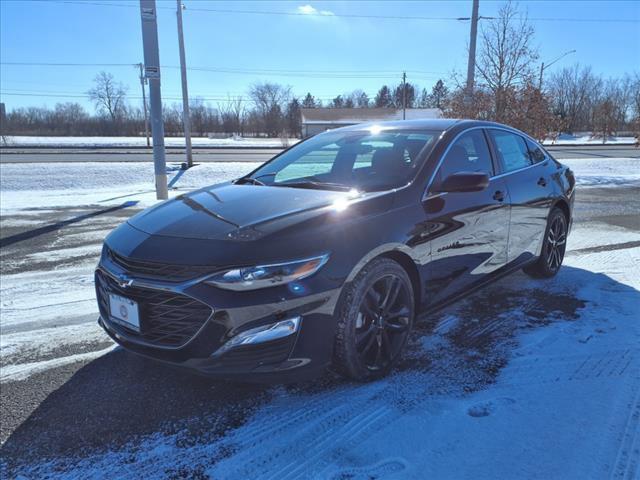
[0,91,385,102]
[37,0,640,23]
[1,62,134,67]
[0,62,446,79]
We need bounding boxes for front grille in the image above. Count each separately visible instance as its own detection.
[96,270,212,348]
[107,247,214,283]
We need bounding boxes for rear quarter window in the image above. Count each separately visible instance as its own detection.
[526,138,546,163]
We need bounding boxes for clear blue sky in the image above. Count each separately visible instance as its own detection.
[1,0,639,112]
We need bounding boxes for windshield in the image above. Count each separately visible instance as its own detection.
[243,129,440,192]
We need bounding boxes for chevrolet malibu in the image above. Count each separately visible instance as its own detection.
[96,119,575,382]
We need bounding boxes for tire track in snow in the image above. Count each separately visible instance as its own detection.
[497,349,639,388]
[610,383,640,479]
[212,383,402,479]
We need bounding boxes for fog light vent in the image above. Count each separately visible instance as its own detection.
[215,317,301,356]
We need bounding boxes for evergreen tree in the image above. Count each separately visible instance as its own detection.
[419,88,430,108]
[429,80,449,109]
[331,95,345,108]
[393,82,416,108]
[374,85,393,107]
[286,97,302,137]
[302,92,316,108]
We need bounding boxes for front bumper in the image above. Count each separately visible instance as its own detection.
[99,310,337,382]
[96,257,343,382]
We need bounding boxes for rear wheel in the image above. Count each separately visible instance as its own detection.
[333,258,415,381]
[523,207,568,278]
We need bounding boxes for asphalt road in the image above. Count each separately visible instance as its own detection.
[0,144,638,163]
[1,179,639,476]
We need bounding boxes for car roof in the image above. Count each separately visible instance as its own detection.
[329,118,515,134]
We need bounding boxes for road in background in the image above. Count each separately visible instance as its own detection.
[0,145,638,163]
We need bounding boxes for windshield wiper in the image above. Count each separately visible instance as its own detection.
[274,180,352,192]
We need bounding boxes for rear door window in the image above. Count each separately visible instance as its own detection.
[488,130,532,173]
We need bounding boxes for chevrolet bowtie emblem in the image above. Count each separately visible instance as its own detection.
[116,274,133,289]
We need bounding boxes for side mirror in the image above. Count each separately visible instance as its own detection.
[433,171,490,193]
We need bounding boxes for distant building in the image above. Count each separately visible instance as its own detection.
[301,108,443,137]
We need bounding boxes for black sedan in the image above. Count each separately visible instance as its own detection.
[95,119,575,382]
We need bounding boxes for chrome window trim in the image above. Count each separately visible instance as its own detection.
[422,125,546,200]
[490,160,546,180]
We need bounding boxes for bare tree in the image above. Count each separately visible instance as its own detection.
[548,65,602,132]
[218,95,245,136]
[476,1,538,122]
[248,82,291,137]
[87,71,128,123]
[630,73,640,143]
[348,89,370,108]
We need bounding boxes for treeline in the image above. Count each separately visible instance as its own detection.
[4,68,637,141]
[2,2,639,141]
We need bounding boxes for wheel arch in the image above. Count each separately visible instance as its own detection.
[343,244,423,311]
[552,198,571,223]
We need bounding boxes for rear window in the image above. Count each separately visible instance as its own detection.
[488,130,532,173]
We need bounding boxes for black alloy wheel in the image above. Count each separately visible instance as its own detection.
[546,214,567,272]
[333,258,415,380]
[356,274,412,372]
[523,207,568,278]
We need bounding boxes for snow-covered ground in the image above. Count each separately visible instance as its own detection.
[2,135,298,148]
[543,134,637,146]
[3,133,637,148]
[1,157,639,478]
[0,158,637,214]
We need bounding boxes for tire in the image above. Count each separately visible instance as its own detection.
[523,207,568,278]
[332,258,415,381]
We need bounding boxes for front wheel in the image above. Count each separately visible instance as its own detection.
[332,258,415,381]
[523,207,568,278]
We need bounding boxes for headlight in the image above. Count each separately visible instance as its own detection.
[205,254,329,291]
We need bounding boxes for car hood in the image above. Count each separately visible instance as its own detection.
[128,182,370,240]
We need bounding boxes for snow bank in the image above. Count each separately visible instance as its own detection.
[562,157,640,187]
[2,136,298,148]
[543,134,636,146]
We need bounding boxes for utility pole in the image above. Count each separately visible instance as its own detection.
[402,71,407,120]
[465,0,480,99]
[538,49,576,90]
[176,0,193,169]
[139,0,168,200]
[137,63,150,147]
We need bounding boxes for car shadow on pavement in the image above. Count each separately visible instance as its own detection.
[1,266,638,474]
[0,349,273,468]
[0,201,139,248]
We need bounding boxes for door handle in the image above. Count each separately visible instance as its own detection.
[537,177,547,187]
[493,190,505,202]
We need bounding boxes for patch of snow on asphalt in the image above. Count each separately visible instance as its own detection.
[562,157,640,187]
[0,162,260,213]
[1,346,117,383]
